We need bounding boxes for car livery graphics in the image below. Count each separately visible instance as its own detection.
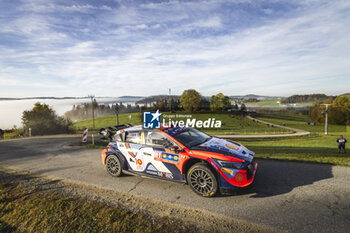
[101,125,257,197]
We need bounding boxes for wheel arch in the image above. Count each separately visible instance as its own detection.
[182,158,219,182]
[105,151,128,170]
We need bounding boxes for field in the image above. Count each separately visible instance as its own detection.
[238,113,350,166]
[244,99,281,107]
[73,112,291,135]
[74,112,349,166]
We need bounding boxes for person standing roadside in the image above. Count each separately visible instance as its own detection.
[0,129,4,139]
[337,135,347,153]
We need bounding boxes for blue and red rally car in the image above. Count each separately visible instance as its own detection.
[100,124,257,197]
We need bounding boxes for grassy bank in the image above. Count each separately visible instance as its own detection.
[238,113,350,166]
[0,181,196,233]
[73,112,291,135]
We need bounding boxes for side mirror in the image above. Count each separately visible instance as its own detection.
[169,145,180,153]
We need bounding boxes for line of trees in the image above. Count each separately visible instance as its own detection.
[64,102,141,121]
[178,89,245,113]
[281,94,329,103]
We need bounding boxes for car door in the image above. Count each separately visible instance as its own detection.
[121,130,145,172]
[143,130,182,179]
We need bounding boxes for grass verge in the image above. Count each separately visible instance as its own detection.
[0,181,196,233]
[237,113,350,166]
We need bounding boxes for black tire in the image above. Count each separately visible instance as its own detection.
[187,163,218,197]
[106,154,123,177]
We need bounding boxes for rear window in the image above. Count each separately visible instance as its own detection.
[145,131,174,148]
[125,131,141,144]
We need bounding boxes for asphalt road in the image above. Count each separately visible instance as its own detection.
[0,136,349,232]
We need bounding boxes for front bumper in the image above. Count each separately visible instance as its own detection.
[218,161,258,191]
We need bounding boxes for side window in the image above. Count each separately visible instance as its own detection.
[125,131,141,144]
[145,131,174,148]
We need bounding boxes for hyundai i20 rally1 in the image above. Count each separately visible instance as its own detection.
[100,124,257,197]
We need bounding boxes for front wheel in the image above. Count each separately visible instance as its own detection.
[187,164,218,197]
[106,154,123,177]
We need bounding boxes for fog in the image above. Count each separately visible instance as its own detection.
[0,97,141,129]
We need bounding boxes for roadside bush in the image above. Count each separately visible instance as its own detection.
[22,103,73,135]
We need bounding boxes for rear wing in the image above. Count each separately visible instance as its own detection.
[99,124,133,141]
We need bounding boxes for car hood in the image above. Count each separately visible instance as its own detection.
[192,137,254,162]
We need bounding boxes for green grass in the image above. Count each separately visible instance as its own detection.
[73,112,142,130]
[256,113,347,133]
[0,181,197,233]
[73,112,291,135]
[237,113,350,166]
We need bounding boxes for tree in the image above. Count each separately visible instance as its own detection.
[309,96,350,125]
[179,89,202,113]
[22,102,72,135]
[210,93,231,111]
[209,95,220,111]
[329,96,350,125]
[240,103,247,113]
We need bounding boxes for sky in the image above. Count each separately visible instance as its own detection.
[0,0,349,98]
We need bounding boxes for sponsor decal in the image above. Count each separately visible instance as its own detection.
[145,163,159,175]
[162,152,179,162]
[225,143,239,150]
[146,170,158,175]
[158,171,173,179]
[137,159,142,165]
[221,167,233,174]
[143,110,161,129]
[154,150,163,160]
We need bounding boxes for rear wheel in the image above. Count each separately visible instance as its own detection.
[187,164,218,197]
[106,154,122,177]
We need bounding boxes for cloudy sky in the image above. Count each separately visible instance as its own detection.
[0,0,349,98]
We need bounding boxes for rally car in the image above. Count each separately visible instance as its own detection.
[100,124,257,197]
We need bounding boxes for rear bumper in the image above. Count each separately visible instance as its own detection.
[101,149,107,165]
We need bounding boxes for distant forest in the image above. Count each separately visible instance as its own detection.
[281,94,330,103]
[64,101,141,121]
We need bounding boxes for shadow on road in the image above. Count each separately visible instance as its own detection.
[235,159,333,198]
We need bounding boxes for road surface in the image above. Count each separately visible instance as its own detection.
[0,136,349,232]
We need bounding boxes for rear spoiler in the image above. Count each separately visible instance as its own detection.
[99,124,133,141]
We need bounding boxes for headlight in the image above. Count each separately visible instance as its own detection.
[215,160,243,169]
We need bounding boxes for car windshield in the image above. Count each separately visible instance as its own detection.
[172,128,211,148]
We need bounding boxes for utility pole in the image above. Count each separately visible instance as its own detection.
[169,88,172,112]
[114,105,120,125]
[88,95,95,129]
[321,104,331,135]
